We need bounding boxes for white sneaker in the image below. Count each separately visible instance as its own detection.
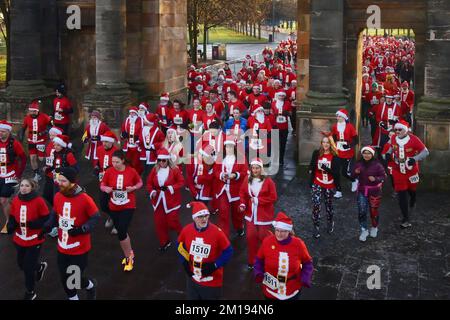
[105,218,113,229]
[359,228,369,242]
[351,179,359,192]
[369,227,378,238]
[48,227,58,238]
[334,191,343,199]
[111,228,118,235]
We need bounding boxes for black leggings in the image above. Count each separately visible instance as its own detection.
[398,190,417,222]
[279,129,289,164]
[109,209,134,241]
[57,252,91,298]
[43,176,55,205]
[99,191,110,214]
[334,157,355,191]
[15,244,42,292]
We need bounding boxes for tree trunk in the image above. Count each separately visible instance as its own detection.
[258,23,261,39]
[253,23,257,37]
[203,25,207,61]
[249,23,252,37]
[245,22,248,36]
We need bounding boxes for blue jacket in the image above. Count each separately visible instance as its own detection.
[223,117,248,133]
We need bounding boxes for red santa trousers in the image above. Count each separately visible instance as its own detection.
[245,221,272,265]
[153,206,182,246]
[216,193,243,237]
[126,148,143,175]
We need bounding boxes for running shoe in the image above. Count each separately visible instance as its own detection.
[23,291,37,300]
[36,262,48,282]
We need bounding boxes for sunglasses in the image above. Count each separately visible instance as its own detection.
[395,129,404,132]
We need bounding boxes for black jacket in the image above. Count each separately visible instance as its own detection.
[308,149,340,188]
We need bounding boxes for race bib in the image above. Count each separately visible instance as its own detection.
[112,190,129,205]
[46,157,54,166]
[36,144,46,153]
[250,138,263,150]
[409,174,419,184]
[59,217,75,232]
[55,112,63,121]
[263,273,279,290]
[189,241,211,259]
[5,177,17,184]
[174,116,183,125]
[276,115,287,123]
[337,141,347,151]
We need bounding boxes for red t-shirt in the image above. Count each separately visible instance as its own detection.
[54,191,98,255]
[0,138,26,178]
[257,235,312,299]
[178,223,231,287]
[11,196,50,247]
[314,153,335,189]
[22,113,51,144]
[101,166,142,211]
[53,96,72,125]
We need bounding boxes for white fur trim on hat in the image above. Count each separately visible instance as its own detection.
[192,209,210,219]
[160,96,170,101]
[250,159,263,167]
[28,107,39,112]
[157,154,171,160]
[49,127,63,135]
[272,221,293,231]
[361,146,375,156]
[101,136,115,143]
[53,137,67,148]
[0,123,12,131]
[335,110,348,120]
[224,140,236,145]
[394,122,409,132]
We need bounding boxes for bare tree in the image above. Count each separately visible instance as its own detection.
[0,0,10,83]
[187,0,200,65]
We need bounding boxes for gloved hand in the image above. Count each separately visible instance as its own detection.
[182,260,193,277]
[201,262,218,276]
[159,186,168,191]
[93,166,100,177]
[388,119,397,125]
[320,163,329,171]
[68,225,88,236]
[407,158,416,166]
[27,220,42,230]
[121,131,129,139]
[6,218,18,235]
[379,122,388,130]
[341,144,351,150]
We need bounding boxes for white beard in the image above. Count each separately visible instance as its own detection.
[256,113,265,123]
[90,119,99,127]
[138,110,146,118]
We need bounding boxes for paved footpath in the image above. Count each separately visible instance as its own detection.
[0,133,449,299]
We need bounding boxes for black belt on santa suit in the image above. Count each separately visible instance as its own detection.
[277,274,298,284]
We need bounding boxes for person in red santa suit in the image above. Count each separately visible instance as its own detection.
[372,93,403,152]
[247,106,272,159]
[52,84,73,135]
[361,73,373,128]
[43,167,99,300]
[267,79,286,102]
[190,75,207,101]
[248,85,269,114]
[202,102,221,130]
[283,66,297,88]
[240,80,254,109]
[163,128,185,170]
[147,148,185,251]
[187,98,205,155]
[169,99,189,138]
[213,137,247,238]
[121,107,143,175]
[367,82,383,138]
[254,71,269,94]
[138,113,165,176]
[186,143,215,204]
[383,120,429,228]
[225,90,247,120]
[137,102,150,121]
[0,120,27,234]
[331,109,359,199]
[239,158,277,269]
[223,77,238,99]
[254,212,314,300]
[400,81,415,126]
[81,110,110,167]
[19,100,51,182]
[6,178,50,300]
[177,201,233,300]
[41,127,62,204]
[100,150,143,271]
[200,87,210,108]
[308,135,339,239]
[207,89,225,120]
[94,131,119,235]
[155,92,173,134]
[271,91,292,166]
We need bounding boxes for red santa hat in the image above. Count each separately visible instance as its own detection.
[394,120,410,132]
[157,148,171,160]
[28,100,40,112]
[272,212,293,231]
[53,134,70,148]
[203,87,210,93]
[401,81,409,88]
[199,141,216,158]
[138,102,150,111]
[273,79,281,85]
[253,105,264,114]
[129,106,139,114]
[223,135,236,146]
[187,201,210,219]
[250,157,264,168]
[160,93,170,101]
[49,126,63,136]
[0,120,13,131]
[100,131,117,143]
[144,113,158,124]
[361,146,376,156]
[336,109,349,120]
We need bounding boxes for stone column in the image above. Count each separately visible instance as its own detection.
[296,0,310,102]
[6,0,49,98]
[126,0,146,99]
[41,0,60,88]
[83,0,131,128]
[297,0,348,170]
[141,0,187,104]
[415,0,450,191]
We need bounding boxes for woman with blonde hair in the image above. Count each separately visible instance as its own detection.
[308,134,339,239]
[147,148,185,252]
[163,128,185,170]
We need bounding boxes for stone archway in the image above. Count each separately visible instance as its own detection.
[295,0,450,191]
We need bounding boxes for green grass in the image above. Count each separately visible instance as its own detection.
[196,27,268,44]
[0,54,5,84]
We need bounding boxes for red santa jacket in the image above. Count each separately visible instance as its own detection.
[186,160,214,201]
[400,89,415,113]
[121,117,143,151]
[248,94,268,111]
[361,79,373,100]
[240,176,277,225]
[83,121,109,160]
[187,108,205,134]
[96,145,118,181]
[247,115,272,151]
[372,102,403,146]
[0,138,27,179]
[23,113,51,144]
[138,125,165,164]
[286,87,297,102]
[213,156,247,202]
[53,96,72,125]
[388,133,426,176]
[331,122,358,159]
[284,72,297,87]
[271,100,292,130]
[155,104,173,129]
[147,166,185,213]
